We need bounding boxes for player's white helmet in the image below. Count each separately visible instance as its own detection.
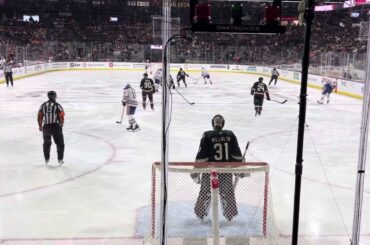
[212,114,225,130]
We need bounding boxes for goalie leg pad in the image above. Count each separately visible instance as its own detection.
[194,174,211,219]
[219,173,238,221]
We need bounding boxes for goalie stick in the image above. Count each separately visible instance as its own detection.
[174,87,195,105]
[233,141,250,189]
[116,106,125,124]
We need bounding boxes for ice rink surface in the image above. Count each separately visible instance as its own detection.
[0,70,370,245]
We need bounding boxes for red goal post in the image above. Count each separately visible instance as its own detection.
[148,161,278,244]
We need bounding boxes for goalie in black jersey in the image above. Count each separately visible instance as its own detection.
[191,114,243,221]
[251,77,270,116]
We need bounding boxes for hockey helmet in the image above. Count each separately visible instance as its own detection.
[124,83,131,89]
[143,73,148,77]
[258,77,263,82]
[212,114,225,130]
[47,91,57,101]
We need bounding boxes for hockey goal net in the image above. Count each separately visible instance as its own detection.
[146,162,280,245]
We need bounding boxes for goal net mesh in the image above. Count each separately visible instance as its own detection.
[146,162,280,245]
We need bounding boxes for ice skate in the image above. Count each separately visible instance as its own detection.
[132,124,140,132]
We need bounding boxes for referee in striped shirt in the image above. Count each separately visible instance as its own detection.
[37,91,65,166]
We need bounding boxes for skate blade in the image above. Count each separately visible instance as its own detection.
[127,128,140,132]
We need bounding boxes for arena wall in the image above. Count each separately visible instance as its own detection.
[0,62,364,99]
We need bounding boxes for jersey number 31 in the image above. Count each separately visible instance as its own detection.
[214,143,229,161]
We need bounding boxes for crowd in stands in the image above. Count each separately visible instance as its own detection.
[0,1,368,78]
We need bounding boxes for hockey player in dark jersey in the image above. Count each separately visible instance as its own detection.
[251,77,270,116]
[269,68,279,86]
[140,73,155,110]
[176,68,189,87]
[191,114,243,221]
[317,81,335,104]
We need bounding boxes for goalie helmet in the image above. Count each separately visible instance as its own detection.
[212,114,225,130]
[47,91,57,102]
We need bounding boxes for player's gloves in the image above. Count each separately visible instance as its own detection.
[122,101,126,107]
[190,173,200,184]
[266,96,271,100]
[39,126,43,132]
[251,91,254,95]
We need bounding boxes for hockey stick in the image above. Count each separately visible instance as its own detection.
[174,87,195,105]
[116,106,125,124]
[270,99,288,104]
[233,141,250,190]
[188,76,201,84]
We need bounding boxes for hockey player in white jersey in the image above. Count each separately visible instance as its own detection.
[201,67,212,84]
[122,83,140,132]
[153,68,162,92]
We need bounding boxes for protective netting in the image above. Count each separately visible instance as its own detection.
[145,162,281,245]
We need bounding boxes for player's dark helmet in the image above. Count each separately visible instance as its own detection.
[124,83,131,89]
[258,77,263,82]
[143,73,148,77]
[212,114,225,130]
[47,91,57,101]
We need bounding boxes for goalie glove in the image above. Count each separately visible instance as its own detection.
[190,173,200,184]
